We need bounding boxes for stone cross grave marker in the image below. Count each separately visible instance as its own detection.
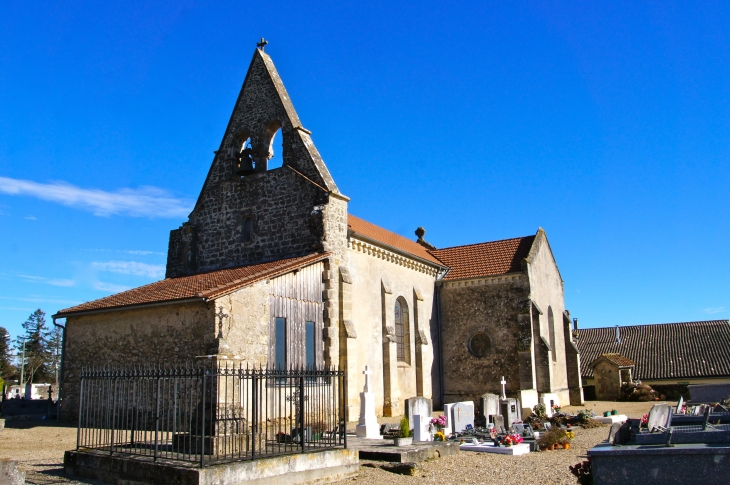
[500,376,507,400]
[356,366,381,439]
[647,403,671,432]
[452,401,475,433]
[405,397,432,431]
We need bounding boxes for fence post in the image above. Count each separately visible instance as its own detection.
[154,374,161,462]
[110,376,118,455]
[300,373,305,453]
[342,368,347,449]
[76,371,84,450]
[200,367,206,468]
[251,369,257,460]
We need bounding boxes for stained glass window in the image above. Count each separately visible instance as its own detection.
[395,298,411,364]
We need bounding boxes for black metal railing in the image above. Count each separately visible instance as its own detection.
[77,363,347,467]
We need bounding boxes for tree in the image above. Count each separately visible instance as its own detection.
[0,326,14,385]
[15,309,50,385]
[44,323,63,388]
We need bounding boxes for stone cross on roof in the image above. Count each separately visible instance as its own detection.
[256,38,268,51]
[363,365,372,393]
[500,376,507,400]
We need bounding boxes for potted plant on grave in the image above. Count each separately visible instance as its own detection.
[392,416,413,446]
[610,409,618,415]
[500,433,523,447]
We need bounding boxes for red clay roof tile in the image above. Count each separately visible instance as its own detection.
[347,214,445,266]
[429,236,535,280]
[56,253,330,316]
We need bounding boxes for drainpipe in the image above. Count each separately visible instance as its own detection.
[53,317,66,420]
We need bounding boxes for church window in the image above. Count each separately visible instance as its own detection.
[395,297,411,364]
[305,321,315,370]
[548,307,556,362]
[468,332,491,358]
[242,217,253,243]
[274,317,287,369]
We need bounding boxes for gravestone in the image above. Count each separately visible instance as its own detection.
[405,397,433,431]
[481,393,501,423]
[355,366,382,439]
[443,403,455,435]
[413,414,432,442]
[647,403,671,432]
[451,401,475,433]
[540,393,560,418]
[500,398,521,428]
[491,414,505,432]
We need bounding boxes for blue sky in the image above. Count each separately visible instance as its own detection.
[0,1,728,339]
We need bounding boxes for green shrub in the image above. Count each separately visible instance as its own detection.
[398,416,412,438]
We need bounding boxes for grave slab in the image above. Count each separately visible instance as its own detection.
[459,443,530,455]
[594,414,628,424]
[688,383,730,403]
[647,403,671,431]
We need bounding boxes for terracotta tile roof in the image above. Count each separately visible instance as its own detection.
[576,320,730,380]
[347,214,445,266]
[593,353,636,368]
[56,253,330,316]
[429,236,535,281]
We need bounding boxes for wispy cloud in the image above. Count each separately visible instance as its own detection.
[17,274,75,287]
[0,176,193,218]
[0,296,80,305]
[703,306,726,314]
[25,215,36,220]
[94,281,131,293]
[92,260,165,279]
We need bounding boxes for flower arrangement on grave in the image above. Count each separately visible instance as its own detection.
[430,414,447,431]
[640,414,649,428]
[552,404,562,413]
[566,430,575,440]
[569,458,593,485]
[538,427,568,450]
[434,430,446,442]
[500,433,523,447]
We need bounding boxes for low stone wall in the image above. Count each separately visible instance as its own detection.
[64,448,358,485]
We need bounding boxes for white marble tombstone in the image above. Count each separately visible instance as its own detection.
[540,393,560,418]
[355,366,382,439]
[451,401,475,433]
[481,393,501,423]
[443,403,455,436]
[413,414,432,442]
[405,397,433,430]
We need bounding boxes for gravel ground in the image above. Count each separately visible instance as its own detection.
[0,401,666,485]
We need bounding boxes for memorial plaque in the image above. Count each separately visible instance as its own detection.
[451,401,475,433]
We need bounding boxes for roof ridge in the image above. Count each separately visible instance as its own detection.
[431,234,535,253]
[579,320,730,331]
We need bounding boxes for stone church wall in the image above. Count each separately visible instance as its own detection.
[346,245,438,418]
[214,281,271,366]
[526,233,570,403]
[439,276,529,406]
[60,301,215,421]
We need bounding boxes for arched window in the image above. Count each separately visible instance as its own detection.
[395,297,411,364]
[241,216,253,243]
[548,306,556,362]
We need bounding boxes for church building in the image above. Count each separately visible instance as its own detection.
[55,46,582,421]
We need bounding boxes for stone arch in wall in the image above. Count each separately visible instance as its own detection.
[231,121,285,175]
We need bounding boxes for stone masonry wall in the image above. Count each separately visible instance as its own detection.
[440,277,529,405]
[61,301,215,422]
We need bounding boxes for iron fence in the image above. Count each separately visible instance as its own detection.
[77,362,347,467]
